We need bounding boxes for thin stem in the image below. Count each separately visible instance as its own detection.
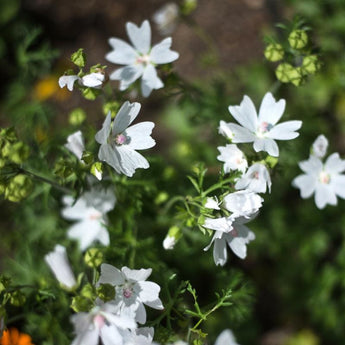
[201,177,234,197]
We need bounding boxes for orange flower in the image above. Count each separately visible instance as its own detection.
[0,328,33,345]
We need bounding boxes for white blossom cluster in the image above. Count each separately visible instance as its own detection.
[203,92,302,266]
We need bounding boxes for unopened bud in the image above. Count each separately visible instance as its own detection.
[84,248,103,268]
[275,63,303,86]
[71,296,94,313]
[288,29,308,49]
[8,290,26,307]
[97,284,115,302]
[71,48,86,68]
[69,108,86,126]
[163,226,182,250]
[90,162,103,181]
[264,43,284,62]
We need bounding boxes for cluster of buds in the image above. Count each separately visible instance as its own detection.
[0,128,33,202]
[264,24,321,86]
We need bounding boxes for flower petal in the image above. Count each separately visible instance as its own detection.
[227,123,256,143]
[98,143,122,174]
[315,184,337,209]
[106,38,137,65]
[213,237,227,266]
[141,65,164,97]
[113,101,141,135]
[292,174,316,198]
[126,20,151,54]
[59,75,79,91]
[116,145,150,177]
[267,120,302,140]
[125,122,156,150]
[100,325,122,345]
[215,329,238,345]
[228,95,258,132]
[253,137,279,157]
[298,156,323,175]
[109,65,144,90]
[122,267,152,282]
[99,263,125,286]
[258,92,286,125]
[331,175,345,199]
[203,217,233,232]
[150,37,179,64]
[325,152,345,174]
[95,113,112,145]
[137,281,161,303]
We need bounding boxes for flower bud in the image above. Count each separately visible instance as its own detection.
[71,48,86,68]
[96,283,115,302]
[163,226,182,250]
[82,87,100,100]
[80,283,96,300]
[264,43,284,62]
[103,101,120,117]
[84,248,103,268]
[81,151,94,165]
[288,29,308,49]
[0,275,11,293]
[275,63,303,86]
[181,0,197,15]
[71,296,94,313]
[8,142,30,164]
[301,55,320,75]
[8,290,26,307]
[5,174,33,202]
[69,108,86,126]
[90,162,103,181]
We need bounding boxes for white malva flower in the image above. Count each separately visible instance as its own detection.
[215,329,240,345]
[44,245,77,289]
[204,216,255,265]
[61,187,116,251]
[65,131,85,161]
[98,264,164,324]
[71,301,136,345]
[59,72,105,91]
[106,20,179,97]
[312,134,328,158]
[217,144,248,173]
[224,190,263,218]
[292,152,345,209]
[221,92,302,157]
[95,101,155,177]
[235,163,271,193]
[152,3,179,35]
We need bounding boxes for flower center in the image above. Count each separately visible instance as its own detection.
[123,287,133,299]
[89,210,102,220]
[230,228,238,237]
[319,171,330,184]
[93,314,105,329]
[251,171,260,179]
[257,121,273,136]
[115,133,127,145]
[136,54,151,66]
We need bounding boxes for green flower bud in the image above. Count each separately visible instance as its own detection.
[71,48,86,68]
[301,55,320,75]
[8,142,30,164]
[8,290,26,306]
[1,142,11,158]
[265,155,278,169]
[80,283,96,300]
[54,159,74,179]
[154,191,169,205]
[275,63,303,86]
[264,43,284,62]
[288,29,308,49]
[163,225,182,250]
[0,127,17,143]
[84,248,103,268]
[81,151,94,165]
[0,275,11,293]
[82,87,100,100]
[181,0,197,15]
[5,174,33,202]
[90,162,103,181]
[0,159,6,168]
[69,108,86,126]
[71,295,94,312]
[103,101,120,118]
[97,283,115,302]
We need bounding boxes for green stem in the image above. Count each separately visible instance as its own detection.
[201,177,234,197]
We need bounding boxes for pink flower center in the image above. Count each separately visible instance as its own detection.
[94,314,105,329]
[230,228,238,237]
[115,133,127,145]
[319,171,330,184]
[123,287,133,299]
[252,171,260,179]
[89,210,102,220]
[136,54,151,66]
[257,121,273,135]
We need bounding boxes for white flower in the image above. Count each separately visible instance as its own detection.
[71,301,136,345]
[204,216,255,265]
[292,153,345,209]
[152,3,179,35]
[106,20,179,97]
[312,134,328,158]
[65,131,85,161]
[224,190,263,218]
[218,120,234,140]
[61,187,116,251]
[215,329,240,345]
[44,245,77,289]
[217,144,248,173]
[121,327,154,345]
[59,72,105,91]
[204,196,221,210]
[98,264,164,324]
[163,235,176,250]
[235,163,271,193]
[221,92,302,157]
[95,101,155,177]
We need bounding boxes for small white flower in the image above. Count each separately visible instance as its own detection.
[98,264,164,324]
[224,190,263,218]
[106,20,179,97]
[312,134,328,158]
[222,92,302,157]
[58,75,79,91]
[292,152,345,209]
[81,72,105,88]
[215,329,240,345]
[95,101,155,177]
[204,216,256,265]
[71,301,136,345]
[163,235,176,250]
[235,163,271,193]
[152,3,179,35]
[204,196,221,210]
[65,131,85,161]
[44,245,77,289]
[61,187,116,251]
[217,144,248,173]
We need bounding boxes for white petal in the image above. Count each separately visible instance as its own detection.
[106,38,138,65]
[71,328,99,345]
[99,263,125,286]
[110,65,144,89]
[218,120,234,139]
[122,267,152,282]
[95,112,112,145]
[203,217,233,232]
[292,174,316,198]
[59,75,79,91]
[135,303,147,324]
[61,198,88,220]
[315,184,337,209]
[141,65,164,97]
[125,122,156,150]
[267,120,302,140]
[98,228,110,247]
[204,197,220,210]
[98,143,122,174]
[227,123,256,143]
[137,281,161,303]
[228,237,248,259]
[126,20,151,54]
[213,238,227,266]
[298,156,323,175]
[253,137,279,157]
[150,37,179,64]
[312,134,328,158]
[332,175,345,199]
[228,95,258,132]
[113,101,141,135]
[215,329,238,345]
[65,131,85,160]
[258,92,286,125]
[116,146,150,177]
[144,298,164,310]
[100,325,122,345]
[325,153,345,174]
[81,73,105,88]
